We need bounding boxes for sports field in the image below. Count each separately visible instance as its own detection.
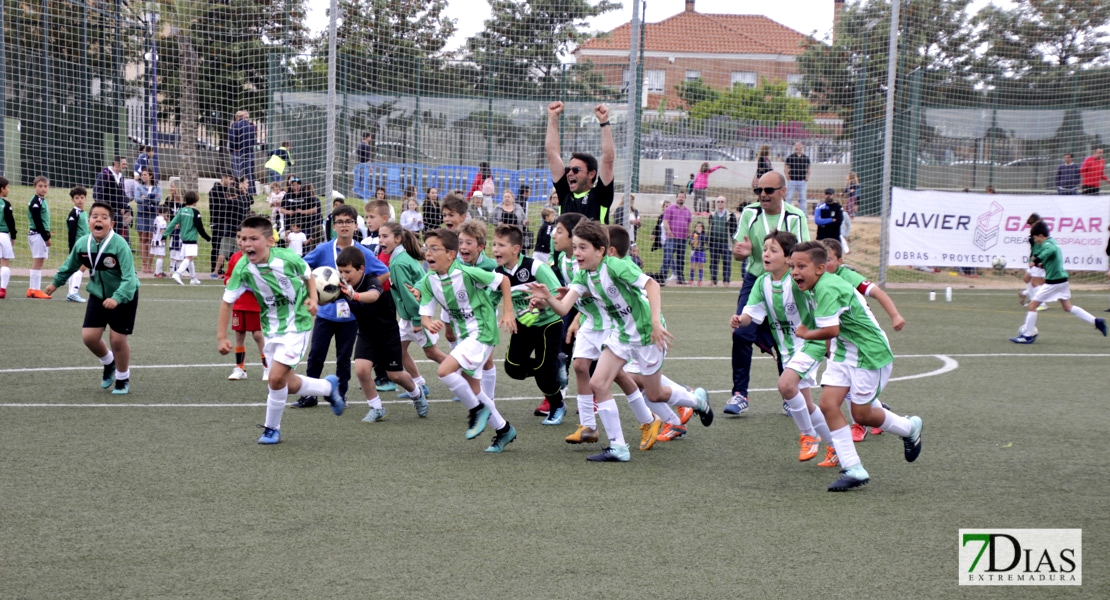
[2,281,1107,597]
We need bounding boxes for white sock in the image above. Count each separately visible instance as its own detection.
[878,402,913,437]
[577,394,597,429]
[0,266,9,289]
[625,389,654,425]
[98,350,115,365]
[786,392,815,436]
[481,366,497,400]
[648,399,682,426]
[809,405,833,444]
[477,391,507,430]
[1023,310,1039,335]
[188,262,196,279]
[413,375,426,387]
[829,425,861,469]
[115,369,130,381]
[266,386,288,429]
[296,374,333,397]
[667,384,697,408]
[175,258,191,275]
[69,271,83,295]
[366,395,382,409]
[596,399,625,446]
[1069,305,1096,325]
[659,374,681,389]
[29,270,42,290]
[441,371,479,410]
[155,258,163,273]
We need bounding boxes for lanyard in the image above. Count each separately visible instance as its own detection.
[88,230,115,277]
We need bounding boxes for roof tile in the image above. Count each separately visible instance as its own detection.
[579,11,807,56]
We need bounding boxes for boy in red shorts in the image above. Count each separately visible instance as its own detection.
[224,238,268,380]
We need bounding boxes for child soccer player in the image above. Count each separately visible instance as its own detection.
[283,223,307,256]
[27,176,52,299]
[419,228,518,453]
[0,176,15,298]
[218,215,345,444]
[336,246,428,422]
[529,220,712,463]
[360,199,398,393]
[1010,220,1107,343]
[440,192,469,233]
[456,220,500,400]
[546,212,586,419]
[224,242,268,381]
[490,223,568,425]
[689,221,706,286]
[730,231,836,465]
[162,191,211,285]
[44,202,140,394]
[65,187,90,303]
[533,207,557,264]
[151,206,170,278]
[790,241,923,491]
[1019,213,1049,310]
[380,222,444,400]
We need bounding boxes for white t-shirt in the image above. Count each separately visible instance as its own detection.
[152,215,168,248]
[285,231,307,256]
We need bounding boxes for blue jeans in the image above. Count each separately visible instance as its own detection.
[232,152,254,180]
[786,180,808,215]
[304,317,358,399]
[662,238,687,282]
[731,270,780,396]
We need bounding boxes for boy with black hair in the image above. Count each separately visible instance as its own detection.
[65,187,90,303]
[533,207,557,264]
[1011,220,1107,343]
[45,202,140,394]
[27,176,52,299]
[544,211,587,419]
[419,228,518,453]
[223,243,269,381]
[162,191,211,285]
[440,192,469,232]
[0,176,15,298]
[151,205,170,278]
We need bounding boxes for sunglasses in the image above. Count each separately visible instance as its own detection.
[568,166,590,174]
[754,186,783,196]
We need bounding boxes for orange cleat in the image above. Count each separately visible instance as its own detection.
[799,434,819,461]
[656,422,687,442]
[870,427,883,436]
[27,289,51,299]
[565,425,599,444]
[850,423,868,443]
[677,406,693,425]
[817,446,840,468]
[639,416,663,451]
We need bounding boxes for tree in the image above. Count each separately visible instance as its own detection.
[689,80,812,124]
[675,78,720,109]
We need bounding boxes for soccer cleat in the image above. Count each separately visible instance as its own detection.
[639,416,663,451]
[565,425,599,444]
[171,272,184,285]
[1096,318,1108,336]
[101,361,117,389]
[817,446,840,468]
[782,401,790,416]
[375,377,397,392]
[851,423,868,443]
[190,278,201,286]
[542,404,566,426]
[677,406,693,425]
[325,375,345,416]
[27,289,51,299]
[1009,334,1037,344]
[903,416,923,463]
[828,465,870,492]
[0,288,6,299]
[412,391,429,418]
[257,425,281,445]
[484,424,518,453]
[66,293,86,303]
[656,422,687,442]
[112,379,130,395]
[693,388,713,427]
[291,396,318,408]
[466,405,491,440]
[870,427,883,436]
[723,393,749,416]
[228,367,248,380]
[533,398,551,416]
[398,384,431,399]
[586,443,631,462]
[362,407,387,422]
[799,434,819,462]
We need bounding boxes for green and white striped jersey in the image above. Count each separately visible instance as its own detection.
[554,250,605,331]
[812,271,893,370]
[222,247,313,337]
[743,271,825,362]
[569,255,654,345]
[418,262,505,346]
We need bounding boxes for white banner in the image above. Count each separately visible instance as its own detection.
[889,188,1109,271]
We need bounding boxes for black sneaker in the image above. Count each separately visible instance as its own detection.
[101,361,116,389]
[291,396,318,408]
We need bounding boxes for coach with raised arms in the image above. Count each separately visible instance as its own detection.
[545,101,615,223]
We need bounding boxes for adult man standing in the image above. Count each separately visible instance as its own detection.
[1055,153,1080,195]
[94,156,129,241]
[211,175,254,278]
[545,101,615,222]
[1080,148,1106,195]
[727,171,810,415]
[207,173,234,277]
[707,196,737,286]
[611,193,641,238]
[228,110,257,181]
[356,132,374,164]
[661,191,692,284]
[784,141,811,215]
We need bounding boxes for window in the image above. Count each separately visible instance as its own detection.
[685,70,701,82]
[731,71,757,89]
[787,74,804,98]
[621,68,630,93]
[645,69,666,93]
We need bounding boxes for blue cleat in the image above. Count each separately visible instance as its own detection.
[693,387,713,427]
[1009,334,1037,344]
[587,443,631,462]
[362,407,386,422]
[484,424,517,453]
[1096,318,1108,337]
[101,362,116,389]
[466,405,490,439]
[542,404,566,426]
[257,425,282,445]
[111,379,130,395]
[723,393,748,416]
[903,416,923,463]
[828,465,870,491]
[325,375,345,416]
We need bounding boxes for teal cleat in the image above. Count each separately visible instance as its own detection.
[101,362,116,389]
[362,407,386,422]
[828,465,870,491]
[693,387,713,427]
[257,425,282,445]
[542,404,566,426]
[466,405,491,439]
[587,443,631,462]
[903,416,923,462]
[111,379,130,395]
[484,424,518,453]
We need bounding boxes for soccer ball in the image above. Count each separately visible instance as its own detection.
[991,256,1007,270]
[312,266,342,304]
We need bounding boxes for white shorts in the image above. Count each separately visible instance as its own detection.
[183,243,199,258]
[28,231,49,259]
[150,245,166,257]
[264,331,310,368]
[171,249,184,262]
[0,232,13,259]
[572,328,608,361]
[1031,281,1071,304]
[821,361,892,405]
[451,336,495,376]
[784,353,821,390]
[1027,266,1046,279]
[399,320,438,348]
[603,332,665,376]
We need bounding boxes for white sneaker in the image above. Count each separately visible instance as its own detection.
[190,278,201,286]
[228,366,248,380]
[171,272,184,285]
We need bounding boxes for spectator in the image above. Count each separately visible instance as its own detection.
[784,141,811,215]
[493,190,527,230]
[610,193,641,240]
[685,173,695,197]
[1080,148,1107,195]
[650,199,670,255]
[370,186,397,222]
[1056,153,1080,195]
[546,190,560,212]
[661,191,693,284]
[280,176,320,248]
[228,110,257,180]
[517,183,531,206]
[754,144,772,182]
[814,188,844,242]
[422,187,442,231]
[400,198,423,233]
[356,132,373,164]
[133,145,156,180]
[467,162,494,201]
[468,191,490,222]
[707,196,736,286]
[693,162,727,214]
[207,173,234,276]
[93,155,130,242]
[266,181,285,231]
[265,141,292,183]
[844,171,860,217]
[132,168,161,274]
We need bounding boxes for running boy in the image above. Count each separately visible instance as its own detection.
[363,198,398,392]
[151,205,170,277]
[65,187,90,303]
[162,191,211,285]
[790,241,923,491]
[454,220,499,399]
[418,228,518,453]
[1010,220,1108,343]
[218,215,345,445]
[44,202,140,394]
[0,176,15,298]
[224,245,268,381]
[27,176,52,299]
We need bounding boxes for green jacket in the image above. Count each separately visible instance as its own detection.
[53,232,140,303]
